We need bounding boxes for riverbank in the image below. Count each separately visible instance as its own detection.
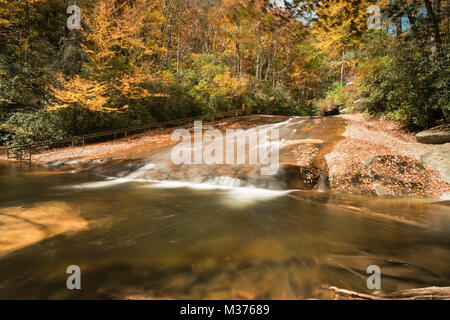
[1,115,449,299]
[1,114,449,200]
[326,115,449,200]
[0,115,286,170]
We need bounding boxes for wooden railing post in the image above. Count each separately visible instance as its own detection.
[4,111,247,162]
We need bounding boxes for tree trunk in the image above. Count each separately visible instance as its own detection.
[255,54,260,80]
[265,38,274,81]
[424,0,442,57]
[165,24,172,67]
[396,18,402,36]
[176,29,180,78]
[395,0,403,37]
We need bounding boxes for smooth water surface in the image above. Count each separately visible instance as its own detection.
[0,118,449,299]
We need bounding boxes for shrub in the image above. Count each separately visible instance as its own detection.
[246,82,298,115]
[1,110,66,146]
[1,107,138,146]
[358,38,449,130]
[314,82,355,115]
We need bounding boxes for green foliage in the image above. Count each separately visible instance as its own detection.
[180,54,239,115]
[1,111,66,146]
[1,107,144,146]
[0,0,66,112]
[1,0,448,148]
[246,82,299,115]
[314,82,355,115]
[359,36,449,130]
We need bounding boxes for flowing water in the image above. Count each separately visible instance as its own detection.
[0,117,449,299]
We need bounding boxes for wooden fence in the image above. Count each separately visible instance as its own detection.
[5,111,245,164]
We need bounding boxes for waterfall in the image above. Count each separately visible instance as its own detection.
[205,176,244,188]
[317,174,327,193]
[62,116,307,196]
[63,163,156,189]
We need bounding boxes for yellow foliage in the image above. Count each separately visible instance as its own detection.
[49,76,109,112]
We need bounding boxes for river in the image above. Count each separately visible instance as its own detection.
[0,117,449,299]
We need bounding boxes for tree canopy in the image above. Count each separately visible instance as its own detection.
[0,0,448,145]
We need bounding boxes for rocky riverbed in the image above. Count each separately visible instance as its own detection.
[0,115,449,299]
[325,115,449,200]
[1,114,449,200]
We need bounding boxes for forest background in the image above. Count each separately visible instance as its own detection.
[0,0,448,146]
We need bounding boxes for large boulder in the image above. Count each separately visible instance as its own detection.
[283,164,321,189]
[416,125,450,144]
[327,154,431,197]
[353,99,365,112]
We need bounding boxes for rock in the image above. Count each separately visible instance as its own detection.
[353,99,365,112]
[416,125,450,144]
[372,183,395,196]
[330,154,431,197]
[321,106,340,116]
[283,164,321,189]
[364,155,428,196]
[440,192,450,201]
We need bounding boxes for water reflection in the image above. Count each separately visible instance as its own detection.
[0,163,449,299]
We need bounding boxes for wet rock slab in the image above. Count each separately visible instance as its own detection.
[416,125,450,144]
[326,116,450,198]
